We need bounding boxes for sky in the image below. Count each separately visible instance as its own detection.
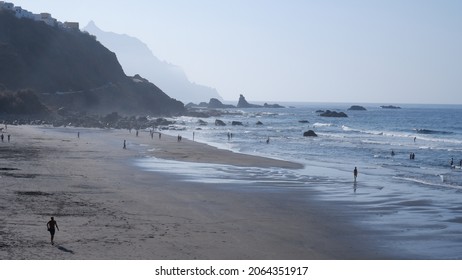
[12,0,462,104]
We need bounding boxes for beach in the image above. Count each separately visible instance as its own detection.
[0,124,395,260]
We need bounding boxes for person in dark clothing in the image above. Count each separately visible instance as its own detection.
[47,217,59,245]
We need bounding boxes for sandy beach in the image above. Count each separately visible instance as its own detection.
[0,125,395,260]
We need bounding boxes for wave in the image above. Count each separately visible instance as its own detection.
[313,122,334,127]
[394,175,462,189]
[414,128,454,135]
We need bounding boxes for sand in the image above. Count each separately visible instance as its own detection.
[0,125,393,260]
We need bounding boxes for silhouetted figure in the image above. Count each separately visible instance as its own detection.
[391,150,395,156]
[159,133,162,140]
[77,132,80,138]
[136,130,139,137]
[450,157,454,167]
[414,137,416,142]
[7,134,10,143]
[123,140,127,149]
[193,132,195,141]
[353,167,358,182]
[47,217,59,245]
[1,134,3,142]
[266,137,270,144]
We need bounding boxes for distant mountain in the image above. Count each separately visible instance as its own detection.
[84,21,222,104]
[0,10,184,115]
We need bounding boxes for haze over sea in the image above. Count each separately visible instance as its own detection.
[138,102,462,259]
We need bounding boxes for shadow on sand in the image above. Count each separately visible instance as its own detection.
[56,245,74,254]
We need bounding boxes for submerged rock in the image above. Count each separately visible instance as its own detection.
[303,130,318,137]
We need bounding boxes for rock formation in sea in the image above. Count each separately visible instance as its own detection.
[208,98,235,109]
[380,105,401,109]
[319,110,348,118]
[348,105,367,111]
[215,119,226,126]
[236,94,285,108]
[303,130,318,137]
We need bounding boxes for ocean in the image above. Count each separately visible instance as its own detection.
[139,103,462,259]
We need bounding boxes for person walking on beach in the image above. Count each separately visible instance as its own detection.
[47,217,59,245]
[123,140,127,149]
[353,167,358,182]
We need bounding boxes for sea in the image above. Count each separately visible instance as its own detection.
[138,103,462,259]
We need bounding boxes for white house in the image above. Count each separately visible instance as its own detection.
[1,2,78,29]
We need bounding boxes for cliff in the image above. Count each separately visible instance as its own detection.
[84,21,222,104]
[0,11,184,115]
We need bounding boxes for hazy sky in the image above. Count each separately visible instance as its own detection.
[12,0,462,104]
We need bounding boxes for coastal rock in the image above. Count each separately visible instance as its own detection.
[380,105,401,109]
[215,119,226,126]
[299,120,309,123]
[197,119,208,126]
[237,94,262,108]
[232,121,244,126]
[303,130,318,137]
[256,121,263,125]
[263,102,285,109]
[347,105,367,111]
[319,110,348,118]
[208,98,235,108]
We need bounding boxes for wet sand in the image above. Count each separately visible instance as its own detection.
[0,125,394,259]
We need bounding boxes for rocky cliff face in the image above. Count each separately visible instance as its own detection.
[0,11,184,115]
[84,21,222,104]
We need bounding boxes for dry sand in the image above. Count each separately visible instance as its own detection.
[0,125,392,259]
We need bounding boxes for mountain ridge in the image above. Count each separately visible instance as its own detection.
[84,21,222,104]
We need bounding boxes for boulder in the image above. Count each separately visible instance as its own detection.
[197,119,208,126]
[215,119,226,126]
[299,120,309,123]
[303,130,318,137]
[256,121,263,125]
[232,121,244,126]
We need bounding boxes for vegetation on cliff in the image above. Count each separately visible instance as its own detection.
[0,10,184,116]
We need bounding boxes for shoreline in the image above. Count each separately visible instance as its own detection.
[1,125,398,259]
